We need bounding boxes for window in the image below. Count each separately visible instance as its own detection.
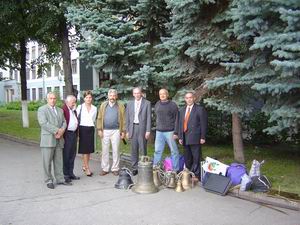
[14,70,18,82]
[54,64,60,77]
[9,69,13,80]
[38,88,43,100]
[38,45,43,57]
[31,46,36,60]
[32,88,36,101]
[71,59,77,74]
[31,66,36,79]
[26,48,29,61]
[47,87,52,94]
[54,86,60,96]
[26,68,30,80]
[26,89,30,100]
[63,86,66,99]
[46,65,51,77]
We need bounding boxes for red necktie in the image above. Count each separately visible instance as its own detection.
[184,107,190,132]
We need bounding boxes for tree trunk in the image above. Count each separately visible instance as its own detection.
[20,38,29,128]
[232,112,244,163]
[59,16,74,97]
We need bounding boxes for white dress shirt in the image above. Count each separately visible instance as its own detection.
[68,107,78,131]
[185,104,194,117]
[77,103,97,127]
[134,99,142,124]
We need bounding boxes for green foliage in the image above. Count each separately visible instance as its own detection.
[4,100,63,111]
[206,0,300,136]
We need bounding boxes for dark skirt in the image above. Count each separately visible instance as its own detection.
[78,126,95,154]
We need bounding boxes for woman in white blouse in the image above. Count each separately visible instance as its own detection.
[77,90,97,176]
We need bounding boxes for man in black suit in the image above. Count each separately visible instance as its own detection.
[175,91,208,182]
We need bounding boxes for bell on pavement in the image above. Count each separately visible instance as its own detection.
[165,171,177,189]
[175,179,185,192]
[153,166,162,187]
[132,156,158,194]
[115,168,133,190]
[180,168,195,190]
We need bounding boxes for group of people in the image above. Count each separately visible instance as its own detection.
[37,87,207,189]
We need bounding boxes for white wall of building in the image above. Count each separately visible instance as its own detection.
[0,41,81,103]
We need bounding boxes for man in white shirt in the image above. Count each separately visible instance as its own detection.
[62,95,80,182]
[125,87,151,175]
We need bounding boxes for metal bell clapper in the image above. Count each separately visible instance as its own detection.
[114,167,134,190]
[132,156,158,194]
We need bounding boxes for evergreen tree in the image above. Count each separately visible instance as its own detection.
[206,0,300,137]
[158,0,247,162]
[67,0,170,101]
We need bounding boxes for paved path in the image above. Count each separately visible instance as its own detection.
[0,137,299,225]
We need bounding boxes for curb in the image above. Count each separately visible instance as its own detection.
[1,133,299,211]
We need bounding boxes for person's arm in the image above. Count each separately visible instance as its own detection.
[37,107,59,134]
[125,102,130,139]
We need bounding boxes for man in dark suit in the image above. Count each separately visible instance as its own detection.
[126,87,151,175]
[175,91,208,182]
[62,95,80,182]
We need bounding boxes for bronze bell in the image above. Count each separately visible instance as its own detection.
[132,156,158,194]
[153,166,163,187]
[165,171,177,189]
[179,168,195,190]
[115,168,133,189]
[175,179,185,192]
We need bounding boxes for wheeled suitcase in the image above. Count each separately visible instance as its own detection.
[202,172,232,196]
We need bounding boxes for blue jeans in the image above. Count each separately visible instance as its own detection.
[154,131,179,171]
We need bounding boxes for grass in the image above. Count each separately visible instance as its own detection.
[1,108,299,195]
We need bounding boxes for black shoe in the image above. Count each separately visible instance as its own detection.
[47,183,55,189]
[65,177,72,183]
[132,169,138,176]
[70,175,80,180]
[57,181,73,186]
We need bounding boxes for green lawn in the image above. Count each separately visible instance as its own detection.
[1,108,299,195]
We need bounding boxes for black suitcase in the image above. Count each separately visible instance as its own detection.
[202,173,232,196]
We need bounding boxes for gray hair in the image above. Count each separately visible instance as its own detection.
[65,95,76,102]
[185,90,196,97]
[133,87,143,93]
[47,92,56,99]
[108,89,118,95]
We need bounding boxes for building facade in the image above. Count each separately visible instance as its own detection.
[0,41,104,104]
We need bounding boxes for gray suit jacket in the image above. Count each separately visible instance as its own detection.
[125,98,151,138]
[37,104,67,148]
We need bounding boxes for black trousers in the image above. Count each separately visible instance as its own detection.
[183,144,202,180]
[63,131,77,178]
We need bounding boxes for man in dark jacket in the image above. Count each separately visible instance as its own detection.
[62,95,80,182]
[175,91,208,181]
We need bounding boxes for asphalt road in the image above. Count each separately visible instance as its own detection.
[0,137,299,225]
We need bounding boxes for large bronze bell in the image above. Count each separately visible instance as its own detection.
[164,171,177,189]
[132,156,158,194]
[115,168,133,189]
[178,168,195,190]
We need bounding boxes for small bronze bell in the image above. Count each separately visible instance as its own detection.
[153,167,162,187]
[115,168,133,189]
[165,171,177,189]
[175,179,185,192]
[179,168,195,190]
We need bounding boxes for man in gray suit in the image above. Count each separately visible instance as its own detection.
[126,87,151,175]
[37,92,72,189]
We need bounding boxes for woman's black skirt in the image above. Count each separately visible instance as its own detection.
[78,126,95,154]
